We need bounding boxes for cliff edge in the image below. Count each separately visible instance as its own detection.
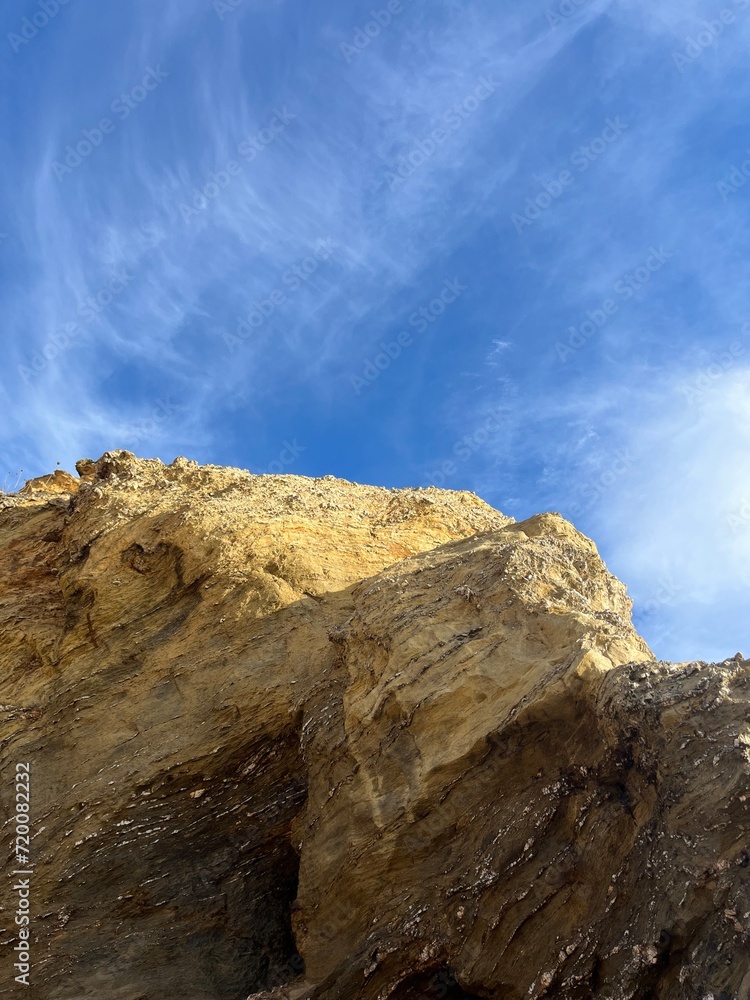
[0,452,747,1000]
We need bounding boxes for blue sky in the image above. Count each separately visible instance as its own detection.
[1,0,749,663]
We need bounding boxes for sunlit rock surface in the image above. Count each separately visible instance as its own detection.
[0,452,747,1000]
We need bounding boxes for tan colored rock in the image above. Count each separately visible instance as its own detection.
[17,469,80,496]
[0,452,747,1000]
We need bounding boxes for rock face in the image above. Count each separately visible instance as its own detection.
[0,451,748,1000]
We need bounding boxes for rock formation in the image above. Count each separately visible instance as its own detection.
[0,451,747,1000]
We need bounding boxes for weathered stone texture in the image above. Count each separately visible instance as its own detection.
[0,452,747,999]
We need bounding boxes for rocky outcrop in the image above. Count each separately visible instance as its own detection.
[0,452,747,1000]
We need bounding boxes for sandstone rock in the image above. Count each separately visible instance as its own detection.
[0,452,747,1000]
[18,469,80,497]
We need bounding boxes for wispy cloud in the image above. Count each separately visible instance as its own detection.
[2,0,584,453]
[0,0,746,659]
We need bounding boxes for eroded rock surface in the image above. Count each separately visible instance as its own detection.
[0,452,747,1000]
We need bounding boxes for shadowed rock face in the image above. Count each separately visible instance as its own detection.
[0,451,748,1000]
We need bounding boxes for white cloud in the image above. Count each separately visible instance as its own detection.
[2,0,747,667]
[1,0,603,474]
[591,366,750,660]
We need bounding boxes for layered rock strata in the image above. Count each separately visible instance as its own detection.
[0,452,747,1000]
